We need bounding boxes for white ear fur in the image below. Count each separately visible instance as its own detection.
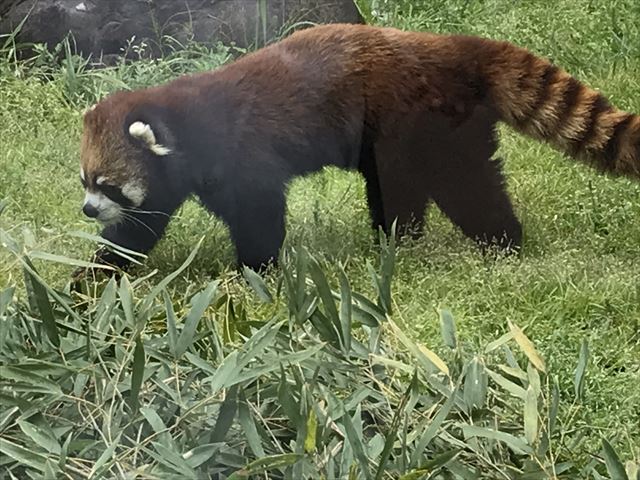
[82,103,97,117]
[128,121,171,156]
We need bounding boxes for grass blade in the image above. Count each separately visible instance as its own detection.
[574,338,589,402]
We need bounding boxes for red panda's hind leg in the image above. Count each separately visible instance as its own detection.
[371,119,436,240]
[431,155,522,253]
[359,128,388,234]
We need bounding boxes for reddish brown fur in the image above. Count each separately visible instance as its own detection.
[83,24,640,181]
[78,23,640,273]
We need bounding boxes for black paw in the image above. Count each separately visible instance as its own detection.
[69,248,128,293]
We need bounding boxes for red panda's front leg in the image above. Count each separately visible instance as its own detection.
[198,175,287,273]
[97,209,172,269]
[71,207,174,289]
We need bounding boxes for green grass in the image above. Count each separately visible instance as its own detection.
[1,0,640,477]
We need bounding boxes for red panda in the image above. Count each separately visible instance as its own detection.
[77,23,640,275]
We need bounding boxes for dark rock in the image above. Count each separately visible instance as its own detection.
[0,0,363,59]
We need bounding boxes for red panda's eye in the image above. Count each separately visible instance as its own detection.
[98,184,133,207]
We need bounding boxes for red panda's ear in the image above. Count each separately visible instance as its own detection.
[127,121,171,156]
[82,103,97,117]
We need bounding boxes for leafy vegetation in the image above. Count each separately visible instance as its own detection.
[1,0,639,478]
[1,224,635,479]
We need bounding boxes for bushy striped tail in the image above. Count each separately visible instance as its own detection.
[485,42,640,179]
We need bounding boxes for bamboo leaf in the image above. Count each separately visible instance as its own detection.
[375,371,414,479]
[401,450,461,480]
[228,453,304,479]
[1,366,62,395]
[140,407,173,448]
[141,237,204,312]
[68,230,146,259]
[0,437,47,472]
[129,334,145,412]
[460,425,533,455]
[242,266,273,303]
[17,418,61,455]
[527,362,541,397]
[238,392,266,458]
[151,441,197,478]
[304,407,318,453]
[440,309,457,349]
[342,406,373,480]
[339,267,353,353]
[209,351,240,395]
[485,331,515,353]
[524,385,538,445]
[22,259,59,347]
[119,275,135,327]
[549,375,560,435]
[602,439,629,480]
[211,385,238,443]
[624,461,639,480]
[509,321,546,373]
[29,250,115,270]
[163,290,178,357]
[418,344,450,376]
[410,384,459,467]
[486,368,527,399]
[89,432,122,479]
[0,286,15,318]
[307,253,341,332]
[463,357,487,411]
[388,319,444,375]
[183,443,222,469]
[175,281,218,358]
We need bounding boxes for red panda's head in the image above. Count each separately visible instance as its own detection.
[79,93,172,226]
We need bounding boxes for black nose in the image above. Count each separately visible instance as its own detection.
[83,203,99,218]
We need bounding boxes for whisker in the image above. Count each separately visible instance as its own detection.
[122,207,170,218]
[122,212,158,237]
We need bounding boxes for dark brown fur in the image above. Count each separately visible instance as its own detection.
[78,24,640,273]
